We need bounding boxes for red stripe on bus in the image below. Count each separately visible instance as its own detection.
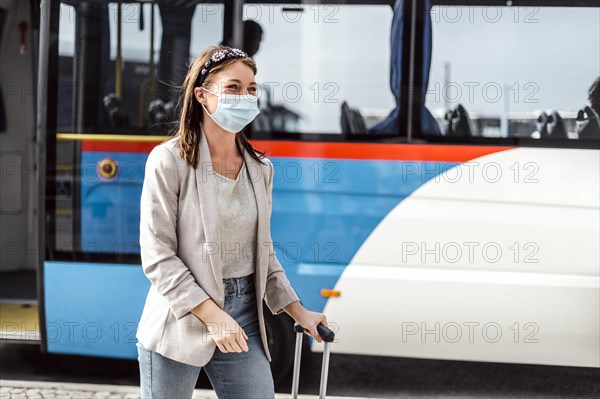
[251,141,513,162]
[81,139,513,162]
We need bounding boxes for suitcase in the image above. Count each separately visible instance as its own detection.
[291,323,336,399]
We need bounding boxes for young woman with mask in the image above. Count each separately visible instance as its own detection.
[135,45,329,399]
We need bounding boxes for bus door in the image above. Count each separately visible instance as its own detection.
[0,0,41,344]
[39,0,225,359]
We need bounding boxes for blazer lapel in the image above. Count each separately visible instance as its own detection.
[195,128,224,293]
[242,145,268,295]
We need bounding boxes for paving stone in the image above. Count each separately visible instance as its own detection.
[92,392,111,398]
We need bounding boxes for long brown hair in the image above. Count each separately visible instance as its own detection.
[170,45,267,169]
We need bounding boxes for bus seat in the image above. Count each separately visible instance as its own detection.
[531,111,549,138]
[148,99,167,126]
[576,106,600,139]
[341,101,367,134]
[444,104,473,137]
[251,105,272,133]
[547,110,568,139]
[103,93,130,128]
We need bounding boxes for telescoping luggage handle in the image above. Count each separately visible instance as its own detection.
[291,323,335,399]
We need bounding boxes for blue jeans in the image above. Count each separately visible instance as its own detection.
[137,274,275,399]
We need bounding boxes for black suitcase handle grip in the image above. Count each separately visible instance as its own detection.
[293,323,335,342]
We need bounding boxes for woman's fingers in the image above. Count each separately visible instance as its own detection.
[231,327,248,352]
[312,329,322,343]
[222,339,238,353]
[307,325,322,343]
[219,342,230,353]
[238,334,249,352]
[299,311,330,343]
[229,341,242,353]
[224,332,248,353]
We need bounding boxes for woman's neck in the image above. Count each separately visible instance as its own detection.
[201,118,240,161]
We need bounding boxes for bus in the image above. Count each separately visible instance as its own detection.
[1,0,598,387]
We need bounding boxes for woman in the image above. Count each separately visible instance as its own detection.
[135,45,329,399]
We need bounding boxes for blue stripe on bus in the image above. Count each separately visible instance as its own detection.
[44,261,149,359]
[266,158,458,312]
[78,152,458,314]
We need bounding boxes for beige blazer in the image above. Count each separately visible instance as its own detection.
[135,127,300,367]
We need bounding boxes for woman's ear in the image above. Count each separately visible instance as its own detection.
[194,87,205,105]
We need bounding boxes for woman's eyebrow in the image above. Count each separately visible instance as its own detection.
[227,79,257,86]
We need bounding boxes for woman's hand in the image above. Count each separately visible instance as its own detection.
[191,299,249,353]
[207,310,249,353]
[283,301,329,343]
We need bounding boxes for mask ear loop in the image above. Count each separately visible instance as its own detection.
[199,87,218,117]
[200,86,216,96]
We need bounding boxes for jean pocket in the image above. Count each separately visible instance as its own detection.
[242,289,256,304]
[224,293,234,309]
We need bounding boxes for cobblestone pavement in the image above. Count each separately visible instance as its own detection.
[0,380,378,399]
[1,380,145,399]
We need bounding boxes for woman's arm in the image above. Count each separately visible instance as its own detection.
[140,144,211,320]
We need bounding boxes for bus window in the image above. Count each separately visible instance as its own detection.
[422,3,600,143]
[53,1,223,257]
[243,3,395,134]
[56,1,225,136]
[106,2,163,131]
[190,3,224,58]
[57,3,75,128]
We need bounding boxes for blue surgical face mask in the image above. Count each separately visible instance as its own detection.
[200,87,260,133]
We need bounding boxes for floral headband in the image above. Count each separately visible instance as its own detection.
[195,47,249,88]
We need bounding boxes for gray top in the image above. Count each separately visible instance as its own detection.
[213,159,258,279]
